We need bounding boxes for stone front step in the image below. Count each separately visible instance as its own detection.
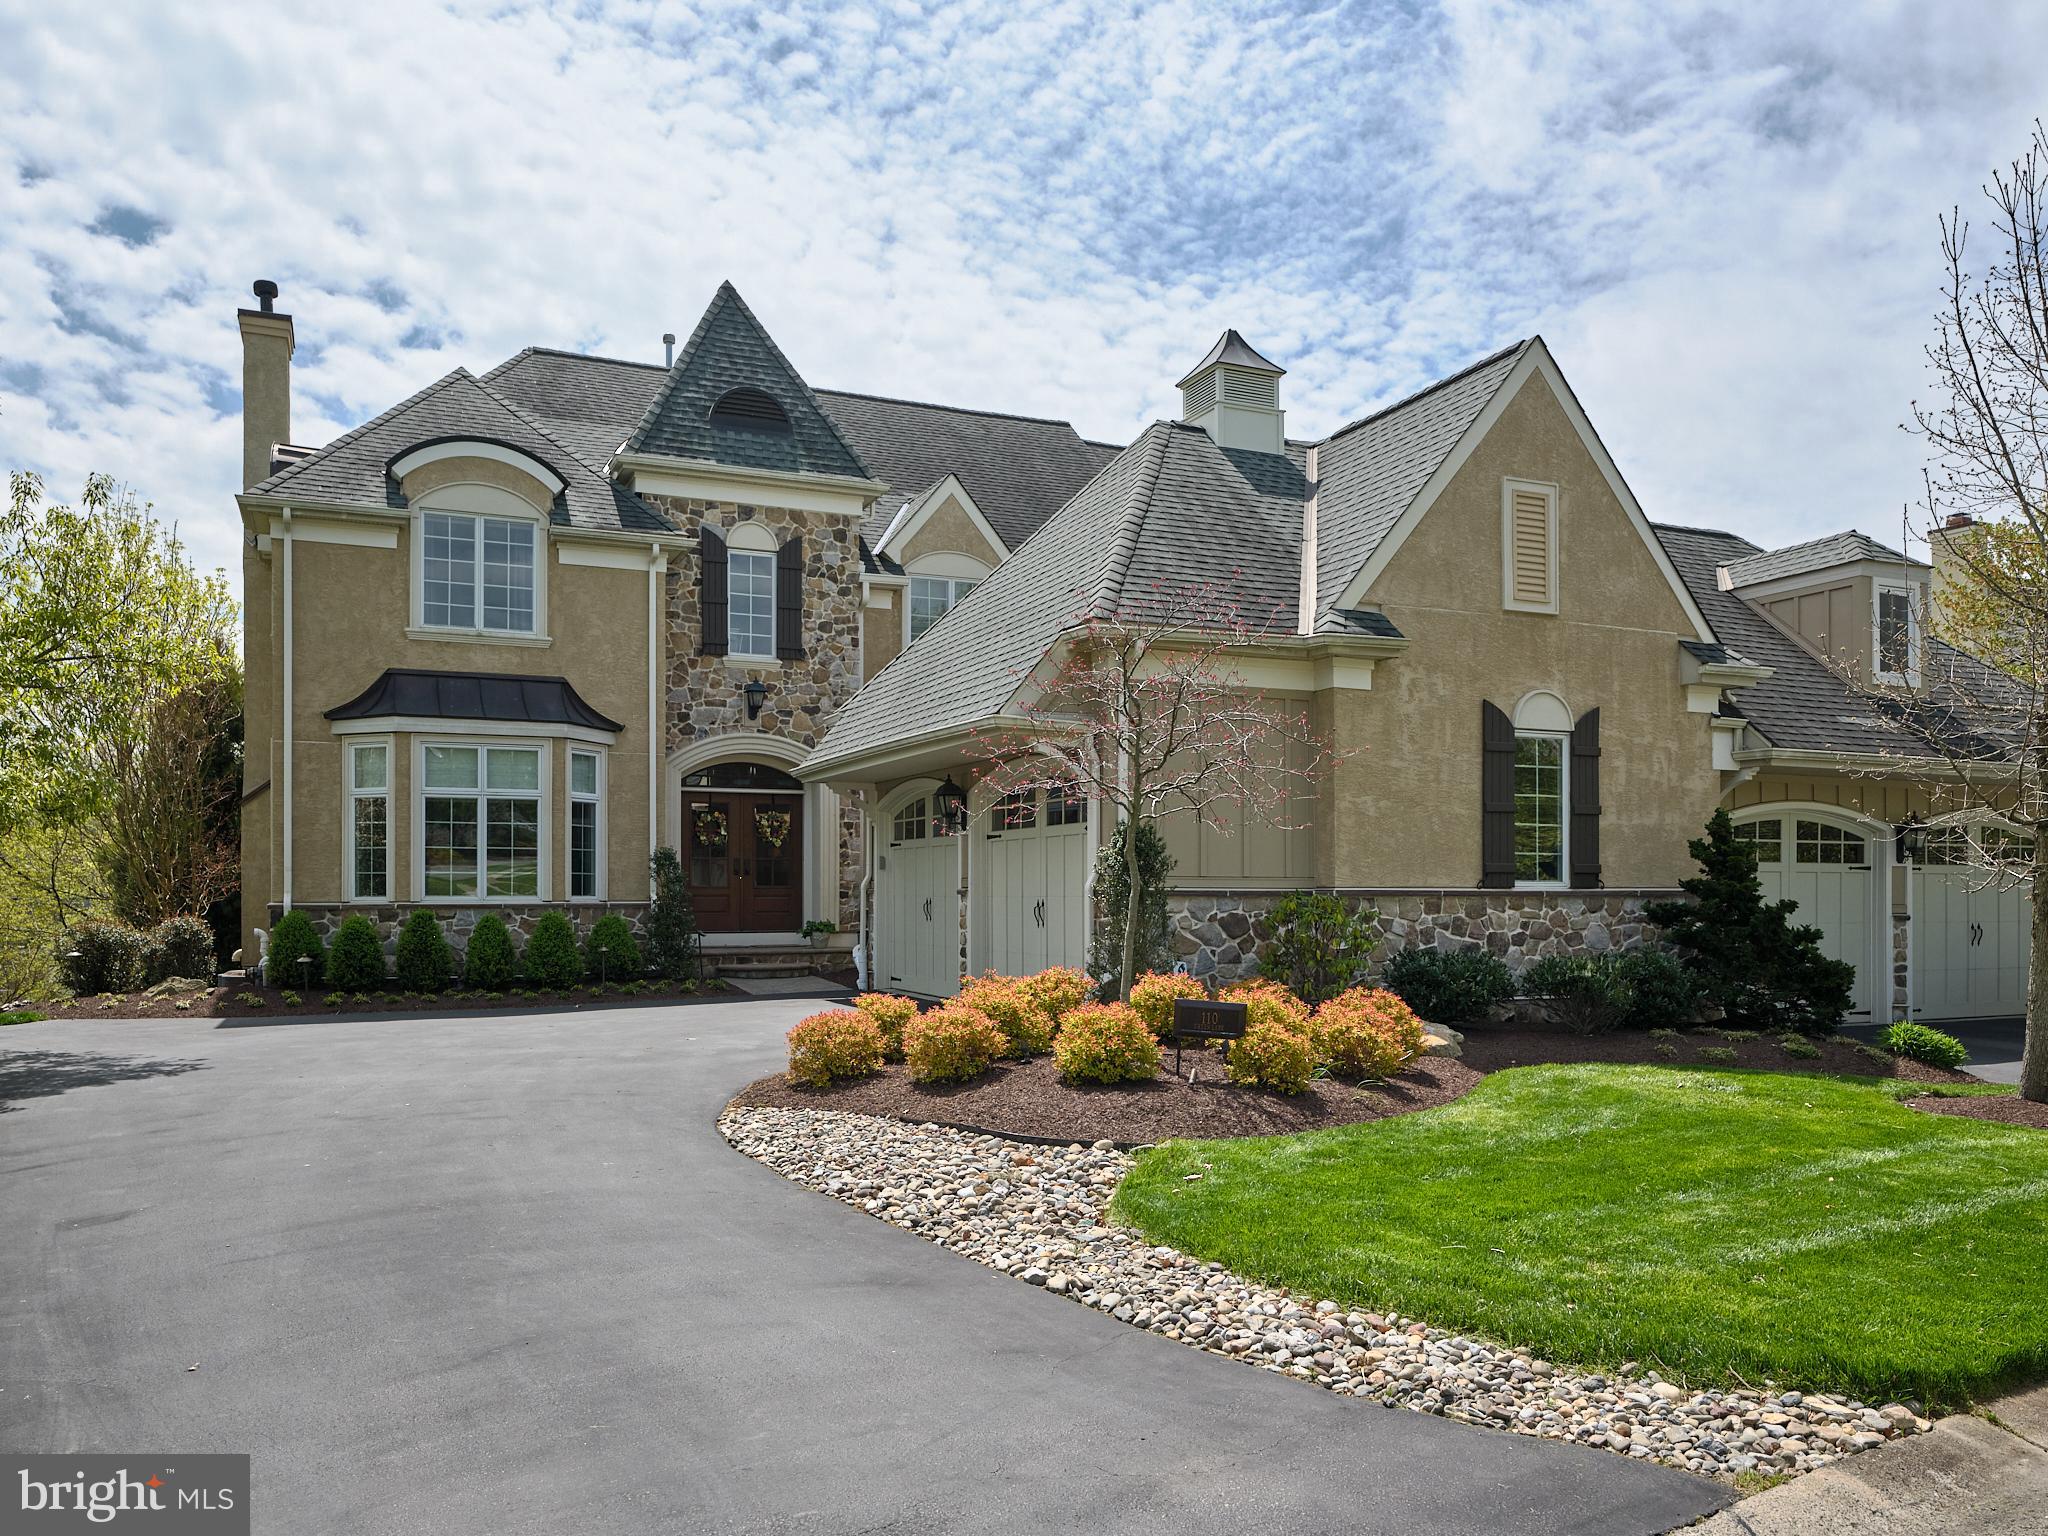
[703,945,837,980]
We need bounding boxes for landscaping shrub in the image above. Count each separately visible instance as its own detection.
[145,915,217,982]
[1018,965,1093,1026]
[522,911,584,989]
[1779,1032,1822,1060]
[1052,1002,1161,1085]
[324,913,386,991]
[463,914,518,990]
[852,992,918,1061]
[1226,1018,1316,1094]
[904,1005,1006,1085]
[1262,891,1378,1003]
[786,1009,885,1089]
[1089,818,1174,998]
[645,846,700,981]
[1882,1021,1969,1071]
[263,910,325,990]
[1222,976,1311,1036]
[1381,946,1515,1024]
[394,909,455,991]
[1523,953,1634,1034]
[59,918,150,995]
[1646,810,1856,1033]
[584,914,642,983]
[1310,987,1425,1080]
[958,975,1055,1057]
[1127,970,1208,1039]
[1615,948,1701,1029]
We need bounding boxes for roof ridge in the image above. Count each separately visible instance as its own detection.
[1320,339,1530,447]
[249,366,477,496]
[513,345,668,373]
[1737,527,1909,562]
[815,386,1083,431]
[463,369,674,532]
[1650,520,1752,543]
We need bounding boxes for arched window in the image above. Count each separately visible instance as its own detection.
[708,387,791,435]
[682,761,803,792]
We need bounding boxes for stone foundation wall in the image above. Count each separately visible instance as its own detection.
[1164,889,1682,983]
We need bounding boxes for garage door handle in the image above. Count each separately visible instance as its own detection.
[922,897,933,921]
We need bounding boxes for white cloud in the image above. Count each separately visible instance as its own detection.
[1,0,2044,589]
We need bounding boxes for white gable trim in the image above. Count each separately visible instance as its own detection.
[876,474,1010,564]
[390,440,566,496]
[1333,340,1714,642]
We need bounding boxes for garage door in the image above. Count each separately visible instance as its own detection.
[876,793,961,998]
[1733,815,1877,1019]
[1914,826,2031,1021]
[977,787,1090,978]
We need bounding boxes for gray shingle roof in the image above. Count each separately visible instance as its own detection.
[1311,341,1529,623]
[621,282,872,481]
[806,422,1315,773]
[1719,529,1919,588]
[481,347,665,466]
[246,368,673,534]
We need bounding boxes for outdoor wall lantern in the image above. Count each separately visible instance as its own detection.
[1893,813,1927,864]
[742,679,769,720]
[933,775,969,835]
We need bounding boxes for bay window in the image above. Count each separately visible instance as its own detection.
[347,741,389,900]
[421,743,542,898]
[570,749,604,899]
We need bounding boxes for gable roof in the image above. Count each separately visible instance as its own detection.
[1719,529,1922,589]
[245,367,673,534]
[620,282,871,481]
[805,422,1314,775]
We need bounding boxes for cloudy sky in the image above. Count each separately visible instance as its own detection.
[2,0,2043,588]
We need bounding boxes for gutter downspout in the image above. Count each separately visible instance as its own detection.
[648,545,667,872]
[857,807,874,990]
[281,504,295,913]
[1080,736,1102,974]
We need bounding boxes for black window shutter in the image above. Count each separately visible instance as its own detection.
[1570,707,1602,889]
[776,536,805,660]
[700,527,728,656]
[1480,700,1516,889]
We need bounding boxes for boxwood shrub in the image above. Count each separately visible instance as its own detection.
[583,914,642,983]
[264,910,325,989]
[523,912,584,990]
[393,909,454,992]
[463,914,518,990]
[1381,946,1514,1024]
[325,913,386,991]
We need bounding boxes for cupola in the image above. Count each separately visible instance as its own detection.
[1177,329,1286,454]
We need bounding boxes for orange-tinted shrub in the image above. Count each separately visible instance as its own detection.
[1223,976,1312,1036]
[1052,1002,1162,1085]
[958,975,1056,1057]
[904,1005,1006,1085]
[786,1009,886,1089]
[1018,965,1094,1025]
[1225,1018,1316,1094]
[851,992,919,1061]
[1310,986,1426,1081]
[1128,970,1209,1039]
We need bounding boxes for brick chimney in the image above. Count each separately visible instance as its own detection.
[237,279,294,490]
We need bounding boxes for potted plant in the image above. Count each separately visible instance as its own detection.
[801,919,838,950]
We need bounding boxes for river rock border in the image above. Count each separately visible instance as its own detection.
[719,1104,1933,1483]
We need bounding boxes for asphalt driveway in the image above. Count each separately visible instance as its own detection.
[1842,1015,2027,1084]
[0,1003,1729,1534]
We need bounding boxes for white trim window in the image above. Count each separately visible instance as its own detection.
[908,574,979,642]
[1513,732,1568,885]
[347,740,390,901]
[419,509,537,635]
[1874,582,1919,685]
[420,742,545,899]
[569,749,605,900]
[728,549,776,659]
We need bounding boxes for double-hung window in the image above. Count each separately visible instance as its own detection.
[569,750,603,899]
[1512,733,1567,884]
[728,550,776,659]
[1874,583,1918,684]
[347,742,389,900]
[422,744,542,898]
[421,510,536,634]
[908,575,978,642]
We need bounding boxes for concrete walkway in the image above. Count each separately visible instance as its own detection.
[1691,1385,2048,1535]
[0,1004,1729,1535]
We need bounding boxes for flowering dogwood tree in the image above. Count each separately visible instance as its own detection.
[970,581,1338,999]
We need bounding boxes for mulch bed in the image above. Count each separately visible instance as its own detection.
[1904,1092,2048,1129]
[13,978,731,1021]
[1456,1025,1977,1085]
[730,1050,1484,1146]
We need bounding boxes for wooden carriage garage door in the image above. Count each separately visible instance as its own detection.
[877,794,960,998]
[979,787,1089,977]
[1914,826,2031,1021]
[1733,815,1878,1020]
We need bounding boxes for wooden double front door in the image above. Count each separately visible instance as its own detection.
[685,793,803,931]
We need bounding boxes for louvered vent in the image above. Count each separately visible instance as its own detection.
[1219,367,1278,408]
[708,386,792,434]
[1506,484,1555,610]
[1181,371,1218,419]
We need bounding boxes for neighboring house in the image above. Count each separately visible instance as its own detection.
[805,333,2030,1025]
[239,278,2028,1024]
[233,281,1109,970]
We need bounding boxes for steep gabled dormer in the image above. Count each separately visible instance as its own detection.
[1717,530,1930,689]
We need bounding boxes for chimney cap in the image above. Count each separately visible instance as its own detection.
[1943,513,1976,530]
[662,331,676,344]
[252,278,280,313]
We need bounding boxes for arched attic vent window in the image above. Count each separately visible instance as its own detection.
[707,387,792,435]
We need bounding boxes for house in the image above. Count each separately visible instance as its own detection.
[236,280,2027,1024]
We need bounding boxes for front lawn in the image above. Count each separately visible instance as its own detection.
[1113,1064,2048,1408]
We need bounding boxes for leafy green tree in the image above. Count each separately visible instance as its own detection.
[1646,811,1855,1034]
[1260,890,1377,1003]
[1087,819,1173,999]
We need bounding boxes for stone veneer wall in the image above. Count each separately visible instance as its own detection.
[1165,889,1683,983]
[642,491,866,930]
[268,902,650,957]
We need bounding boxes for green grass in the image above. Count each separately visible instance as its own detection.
[0,1008,43,1025]
[1112,1064,2048,1408]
